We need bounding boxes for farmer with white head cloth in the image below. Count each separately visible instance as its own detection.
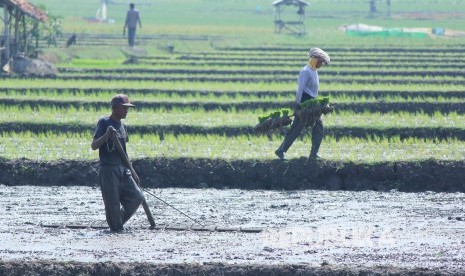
[275,47,330,160]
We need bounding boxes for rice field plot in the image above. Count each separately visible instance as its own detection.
[42,76,465,86]
[38,33,218,48]
[58,66,465,79]
[4,70,465,85]
[101,59,465,70]
[2,130,465,163]
[175,49,464,72]
[60,47,464,72]
[2,85,465,115]
[0,0,464,194]
[171,49,465,64]
[2,83,464,100]
[2,45,465,164]
[2,88,465,105]
[3,2,465,272]
[5,85,465,102]
[8,46,462,85]
[2,99,465,143]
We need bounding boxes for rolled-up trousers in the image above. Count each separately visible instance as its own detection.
[277,115,324,155]
[277,93,324,156]
[99,164,144,231]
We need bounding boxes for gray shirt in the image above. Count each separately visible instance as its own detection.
[125,9,140,28]
[295,65,319,103]
[93,117,129,165]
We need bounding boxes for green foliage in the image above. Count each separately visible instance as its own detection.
[42,14,63,47]
[300,96,330,109]
[23,4,63,57]
[2,131,464,162]
[258,108,292,123]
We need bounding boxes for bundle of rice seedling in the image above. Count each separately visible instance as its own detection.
[253,96,333,134]
[298,96,333,127]
[253,108,292,134]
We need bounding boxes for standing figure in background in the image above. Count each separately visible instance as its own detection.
[275,48,330,161]
[123,3,142,48]
[370,0,377,17]
[386,0,391,18]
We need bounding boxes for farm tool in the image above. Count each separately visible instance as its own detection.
[40,223,263,233]
[112,133,156,228]
[113,134,207,228]
[113,132,219,230]
[39,139,264,232]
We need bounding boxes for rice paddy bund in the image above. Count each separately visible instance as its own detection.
[1,46,465,163]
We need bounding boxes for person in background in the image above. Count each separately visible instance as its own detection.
[370,0,377,17]
[91,94,143,232]
[275,48,330,161]
[123,3,142,47]
[386,0,391,18]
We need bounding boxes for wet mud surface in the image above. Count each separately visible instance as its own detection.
[0,185,464,275]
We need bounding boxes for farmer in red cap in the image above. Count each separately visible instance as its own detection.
[91,94,143,232]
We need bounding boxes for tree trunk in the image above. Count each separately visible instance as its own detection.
[14,8,19,55]
[3,4,10,67]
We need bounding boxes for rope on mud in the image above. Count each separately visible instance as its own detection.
[142,188,206,227]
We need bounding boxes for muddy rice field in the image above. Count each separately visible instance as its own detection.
[2,40,465,275]
[0,184,464,275]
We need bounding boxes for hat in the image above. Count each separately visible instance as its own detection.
[308,48,330,65]
[111,94,135,107]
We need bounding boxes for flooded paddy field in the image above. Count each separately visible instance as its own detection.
[0,185,464,275]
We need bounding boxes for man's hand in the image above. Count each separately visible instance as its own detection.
[106,126,117,141]
[123,29,126,35]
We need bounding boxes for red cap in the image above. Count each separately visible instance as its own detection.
[111,94,135,107]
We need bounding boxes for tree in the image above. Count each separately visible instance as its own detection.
[25,5,62,57]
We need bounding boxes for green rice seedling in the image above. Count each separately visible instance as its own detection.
[2,131,465,162]
[300,96,330,109]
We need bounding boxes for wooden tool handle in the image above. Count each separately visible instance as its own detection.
[112,135,156,227]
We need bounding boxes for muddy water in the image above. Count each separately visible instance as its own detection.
[0,185,464,271]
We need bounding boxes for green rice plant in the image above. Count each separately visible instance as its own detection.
[2,131,465,162]
[258,110,284,124]
[5,102,465,130]
[299,96,330,109]
[3,78,465,97]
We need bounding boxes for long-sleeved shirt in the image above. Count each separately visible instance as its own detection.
[295,65,319,103]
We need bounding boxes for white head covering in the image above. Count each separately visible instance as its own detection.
[308,48,330,65]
